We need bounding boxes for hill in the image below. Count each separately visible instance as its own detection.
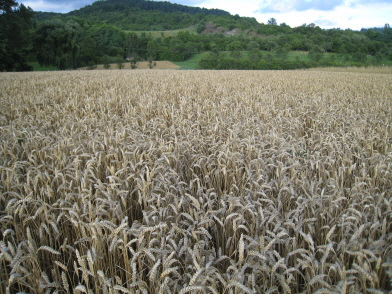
[34,0,259,31]
[70,0,230,17]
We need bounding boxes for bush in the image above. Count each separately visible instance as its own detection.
[352,52,367,62]
[116,55,124,69]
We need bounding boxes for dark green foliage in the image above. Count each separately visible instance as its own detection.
[0,0,17,14]
[0,51,33,71]
[35,19,82,70]
[148,56,155,69]
[227,41,243,51]
[87,62,97,70]
[69,0,230,17]
[198,52,312,70]
[65,0,230,31]
[102,55,111,69]
[309,45,324,62]
[0,1,34,71]
[84,23,126,59]
[267,18,277,26]
[264,53,274,62]
[197,52,220,69]
[388,51,392,61]
[352,52,367,62]
[276,46,290,60]
[248,50,262,63]
[147,39,158,59]
[116,55,125,69]
[197,23,205,34]
[130,58,137,69]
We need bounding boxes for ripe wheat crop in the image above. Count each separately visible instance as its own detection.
[1,69,391,293]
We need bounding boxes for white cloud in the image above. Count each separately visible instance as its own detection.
[256,0,345,13]
[259,0,297,13]
[23,0,93,12]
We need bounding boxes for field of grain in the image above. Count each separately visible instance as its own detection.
[0,69,391,293]
[308,66,392,75]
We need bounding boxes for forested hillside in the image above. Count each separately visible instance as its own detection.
[34,0,258,31]
[1,0,392,71]
[68,0,234,31]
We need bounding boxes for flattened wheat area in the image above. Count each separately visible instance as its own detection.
[1,68,391,293]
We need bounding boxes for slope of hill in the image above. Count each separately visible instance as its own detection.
[35,0,256,31]
[69,0,230,17]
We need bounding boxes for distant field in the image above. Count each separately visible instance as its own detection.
[28,61,58,71]
[1,69,391,293]
[126,26,198,38]
[79,60,180,70]
[174,52,207,69]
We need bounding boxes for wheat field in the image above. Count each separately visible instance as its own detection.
[0,69,391,293]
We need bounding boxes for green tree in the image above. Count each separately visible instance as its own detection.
[102,55,111,69]
[77,23,126,66]
[276,46,289,60]
[78,34,99,66]
[290,35,306,51]
[0,0,18,13]
[147,39,158,60]
[264,53,274,62]
[0,0,34,71]
[116,55,124,69]
[148,56,156,69]
[230,50,241,59]
[267,18,277,25]
[309,45,324,62]
[227,41,243,51]
[265,40,278,52]
[197,22,205,34]
[125,32,139,59]
[387,51,392,61]
[247,41,260,51]
[35,19,82,70]
[198,52,220,69]
[352,52,367,63]
[249,49,262,62]
[373,52,383,64]
[130,58,137,69]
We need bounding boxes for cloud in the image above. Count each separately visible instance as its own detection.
[357,0,392,3]
[23,0,94,12]
[257,0,345,13]
[255,0,392,29]
[313,19,337,27]
[296,0,344,11]
[257,0,392,13]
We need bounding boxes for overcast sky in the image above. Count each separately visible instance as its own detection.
[22,0,392,30]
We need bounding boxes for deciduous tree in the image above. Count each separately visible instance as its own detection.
[0,0,34,71]
[35,19,82,70]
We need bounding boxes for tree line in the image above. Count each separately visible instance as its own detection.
[0,0,35,71]
[1,0,392,71]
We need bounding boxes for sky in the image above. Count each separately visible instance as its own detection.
[22,0,392,30]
